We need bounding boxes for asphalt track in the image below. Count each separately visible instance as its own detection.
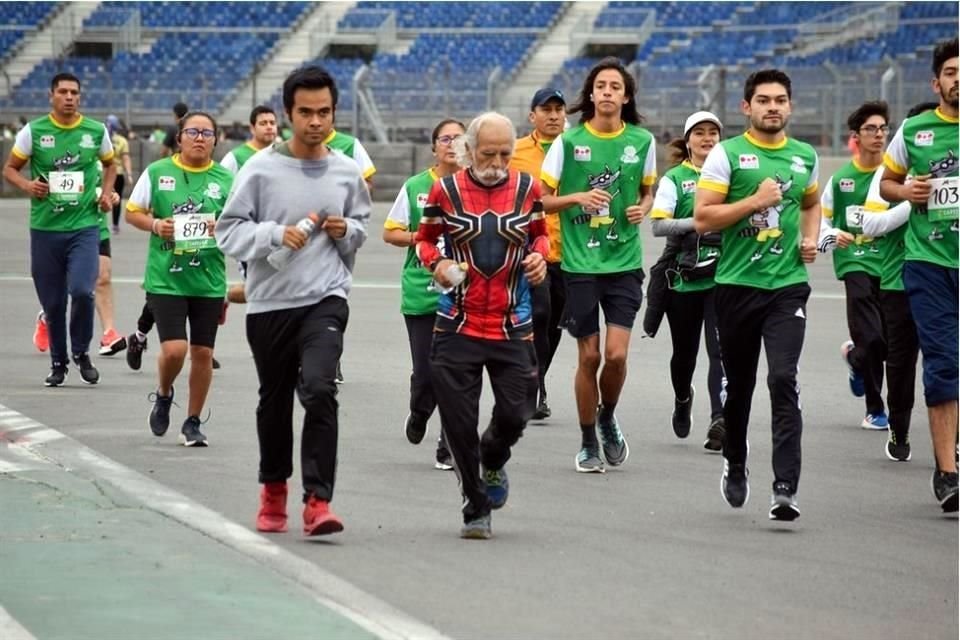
[0,198,956,639]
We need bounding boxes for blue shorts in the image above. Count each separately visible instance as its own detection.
[902,260,959,406]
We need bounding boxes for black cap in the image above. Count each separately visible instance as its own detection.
[530,88,565,110]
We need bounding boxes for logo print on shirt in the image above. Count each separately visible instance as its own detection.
[928,149,957,178]
[79,134,96,149]
[416,193,429,209]
[681,179,696,194]
[620,145,639,164]
[838,178,855,193]
[52,150,80,171]
[574,146,591,162]
[158,176,176,191]
[40,135,55,148]
[915,130,935,146]
[740,173,792,262]
[790,155,807,174]
[203,182,222,200]
[739,154,759,169]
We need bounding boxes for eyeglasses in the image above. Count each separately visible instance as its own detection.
[182,128,216,140]
[859,125,889,136]
[436,134,462,145]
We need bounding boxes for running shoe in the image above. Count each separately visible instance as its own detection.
[931,470,959,513]
[44,361,67,387]
[885,432,911,462]
[840,340,865,397]
[460,513,492,540]
[405,412,427,445]
[597,409,628,466]
[212,356,221,370]
[148,387,175,436]
[335,362,344,384]
[126,333,147,371]
[256,482,288,533]
[303,496,344,536]
[98,329,127,356]
[769,481,800,521]
[179,415,208,447]
[72,353,100,384]
[33,311,49,353]
[483,466,509,510]
[434,451,454,471]
[532,389,551,419]
[721,459,749,508]
[672,385,695,439]
[704,416,725,453]
[574,445,604,473]
[861,412,889,430]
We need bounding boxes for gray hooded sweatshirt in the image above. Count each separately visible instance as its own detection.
[215,145,371,314]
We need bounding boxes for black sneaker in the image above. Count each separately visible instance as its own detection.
[404,413,427,445]
[148,387,175,437]
[179,415,208,447]
[334,362,344,384]
[126,333,147,371]
[931,470,959,513]
[532,397,551,420]
[769,481,800,521]
[72,353,100,384]
[721,459,750,508]
[672,385,695,438]
[434,450,454,471]
[44,362,68,387]
[885,432,911,462]
[704,416,725,453]
[212,357,221,370]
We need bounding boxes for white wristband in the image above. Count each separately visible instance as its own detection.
[152,218,160,235]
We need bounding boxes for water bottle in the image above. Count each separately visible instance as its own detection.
[267,213,319,271]
[434,261,468,294]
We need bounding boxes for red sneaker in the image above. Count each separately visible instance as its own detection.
[33,311,48,353]
[302,496,343,536]
[255,482,288,533]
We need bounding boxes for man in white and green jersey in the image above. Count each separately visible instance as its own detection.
[818,101,893,430]
[3,72,116,387]
[880,38,959,512]
[125,112,234,447]
[541,57,656,474]
[383,117,464,470]
[695,69,820,522]
[220,105,277,175]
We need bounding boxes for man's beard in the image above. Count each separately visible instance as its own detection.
[752,114,787,134]
[471,166,508,186]
[943,85,959,108]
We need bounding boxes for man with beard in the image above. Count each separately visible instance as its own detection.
[880,38,959,513]
[695,69,820,522]
[416,112,548,539]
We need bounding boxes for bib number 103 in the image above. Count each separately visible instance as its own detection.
[927,176,959,222]
[173,213,217,251]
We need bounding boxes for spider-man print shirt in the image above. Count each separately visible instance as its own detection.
[415,168,548,340]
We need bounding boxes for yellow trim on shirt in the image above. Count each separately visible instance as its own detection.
[11,146,28,160]
[744,130,788,150]
[803,182,818,196]
[882,153,907,176]
[48,114,84,129]
[642,174,658,186]
[822,207,833,219]
[383,219,407,231]
[126,202,149,213]
[650,208,673,220]
[100,150,115,163]
[851,157,880,173]
[172,154,213,173]
[541,171,559,190]
[323,130,337,144]
[698,179,729,194]
[680,160,702,174]
[935,107,959,123]
[863,201,888,212]
[362,165,376,179]
[583,121,626,139]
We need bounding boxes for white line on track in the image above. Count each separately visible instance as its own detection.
[0,605,37,640]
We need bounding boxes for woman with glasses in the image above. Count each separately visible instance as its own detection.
[383,118,465,470]
[125,111,234,447]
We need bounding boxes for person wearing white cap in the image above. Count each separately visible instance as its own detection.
[648,111,725,452]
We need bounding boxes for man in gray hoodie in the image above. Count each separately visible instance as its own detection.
[215,65,371,537]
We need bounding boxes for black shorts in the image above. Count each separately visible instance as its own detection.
[146,293,222,348]
[99,238,111,258]
[563,268,644,339]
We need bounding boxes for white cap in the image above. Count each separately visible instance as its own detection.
[683,111,723,137]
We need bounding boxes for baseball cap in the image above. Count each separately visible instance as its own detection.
[105,114,121,131]
[683,111,722,137]
[530,88,566,110]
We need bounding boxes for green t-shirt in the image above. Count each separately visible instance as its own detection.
[13,114,114,232]
[127,155,233,298]
[883,107,959,269]
[650,160,720,293]
[385,168,441,315]
[699,132,819,290]
[222,142,259,174]
[822,159,888,280]
[541,121,657,274]
[325,129,376,180]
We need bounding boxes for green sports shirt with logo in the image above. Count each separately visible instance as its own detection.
[699,131,819,290]
[325,129,376,180]
[384,167,441,315]
[862,166,908,291]
[651,160,720,292]
[821,159,888,280]
[12,114,115,232]
[220,141,260,175]
[541,121,657,275]
[126,155,233,298]
[883,107,959,269]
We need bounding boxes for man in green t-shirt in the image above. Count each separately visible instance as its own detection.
[880,38,959,513]
[818,101,893,430]
[2,72,116,387]
[541,57,656,475]
[695,69,820,522]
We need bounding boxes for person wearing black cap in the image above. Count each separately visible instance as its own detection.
[510,87,567,420]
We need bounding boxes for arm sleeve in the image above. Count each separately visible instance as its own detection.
[215,171,286,260]
[642,139,657,186]
[820,176,834,220]
[860,200,911,237]
[415,181,446,268]
[651,217,696,237]
[99,124,115,161]
[126,170,153,212]
[650,176,677,219]
[220,152,239,175]
[12,124,32,159]
[353,140,376,179]
[883,124,909,175]
[526,181,549,257]
[334,172,372,256]
[540,138,564,190]
[384,186,410,230]
[698,145,731,194]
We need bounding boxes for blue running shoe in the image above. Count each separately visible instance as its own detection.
[840,340,865,397]
[597,410,629,466]
[483,466,509,509]
[861,412,889,430]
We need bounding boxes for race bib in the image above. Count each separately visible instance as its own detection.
[927,176,959,222]
[844,205,864,230]
[173,213,216,251]
[48,171,84,203]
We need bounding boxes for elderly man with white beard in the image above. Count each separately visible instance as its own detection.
[414,112,549,539]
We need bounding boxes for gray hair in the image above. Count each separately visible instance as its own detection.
[453,111,516,169]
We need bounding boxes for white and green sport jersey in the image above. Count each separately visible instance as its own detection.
[220,142,261,175]
[13,114,114,232]
[384,167,441,316]
[699,131,819,290]
[883,107,959,269]
[861,166,912,291]
[127,155,233,298]
[325,129,376,181]
[820,159,888,280]
[541,121,657,274]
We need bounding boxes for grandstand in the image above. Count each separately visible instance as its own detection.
[0,0,956,150]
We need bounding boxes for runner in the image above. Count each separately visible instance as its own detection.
[695,69,820,521]
[94,167,126,356]
[125,111,233,447]
[2,72,116,386]
[383,118,464,470]
[216,65,371,536]
[540,57,656,473]
[510,87,567,420]
[106,114,131,233]
[648,111,726,451]
[161,102,188,157]
[880,38,959,512]
[416,112,548,539]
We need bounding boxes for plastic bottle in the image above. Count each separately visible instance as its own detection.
[267,213,319,271]
[434,261,468,294]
